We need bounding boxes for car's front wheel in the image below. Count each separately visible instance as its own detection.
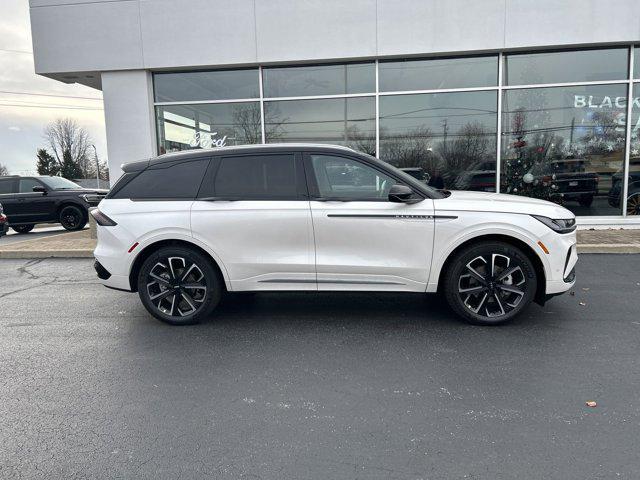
[627,191,640,215]
[59,205,87,231]
[443,242,537,325]
[137,246,223,325]
[11,224,34,234]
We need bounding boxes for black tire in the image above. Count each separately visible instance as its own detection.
[443,241,537,326]
[11,224,34,234]
[59,205,87,231]
[137,246,223,325]
[578,195,594,207]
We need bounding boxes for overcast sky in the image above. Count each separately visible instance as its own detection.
[0,0,107,175]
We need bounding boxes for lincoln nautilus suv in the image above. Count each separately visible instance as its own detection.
[92,144,578,326]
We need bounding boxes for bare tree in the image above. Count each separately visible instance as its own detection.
[44,118,94,178]
[0,163,9,176]
[232,103,286,144]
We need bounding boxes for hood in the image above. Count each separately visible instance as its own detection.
[434,190,574,219]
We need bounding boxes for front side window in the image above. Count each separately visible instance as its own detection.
[19,178,42,193]
[112,159,209,200]
[213,155,298,199]
[309,155,400,201]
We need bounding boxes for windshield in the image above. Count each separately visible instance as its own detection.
[39,176,82,190]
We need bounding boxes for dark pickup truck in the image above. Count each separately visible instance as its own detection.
[530,159,599,207]
[0,175,107,233]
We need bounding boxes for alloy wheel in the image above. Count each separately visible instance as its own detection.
[457,253,527,318]
[60,206,82,230]
[146,257,207,317]
[627,193,640,215]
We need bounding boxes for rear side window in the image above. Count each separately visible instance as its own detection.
[213,154,298,199]
[0,179,14,194]
[111,159,208,199]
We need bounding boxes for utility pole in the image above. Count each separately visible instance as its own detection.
[91,144,100,187]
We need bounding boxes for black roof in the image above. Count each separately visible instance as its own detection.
[121,144,360,173]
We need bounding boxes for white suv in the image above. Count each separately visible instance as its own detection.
[92,144,577,326]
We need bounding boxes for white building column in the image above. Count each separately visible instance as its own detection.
[101,70,157,181]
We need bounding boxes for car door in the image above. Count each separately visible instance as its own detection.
[0,178,19,223]
[15,178,56,223]
[304,152,435,292]
[190,151,316,291]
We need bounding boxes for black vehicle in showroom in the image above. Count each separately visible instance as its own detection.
[608,156,640,215]
[0,175,108,233]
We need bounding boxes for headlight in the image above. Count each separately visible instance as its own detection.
[81,194,104,204]
[532,215,576,234]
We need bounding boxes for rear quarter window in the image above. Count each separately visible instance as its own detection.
[111,159,209,200]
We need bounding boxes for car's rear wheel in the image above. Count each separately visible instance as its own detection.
[137,246,222,325]
[59,205,87,231]
[627,192,640,215]
[11,224,34,234]
[443,242,537,325]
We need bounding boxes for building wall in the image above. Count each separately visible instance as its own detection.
[30,0,640,76]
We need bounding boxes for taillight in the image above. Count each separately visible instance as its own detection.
[90,209,117,226]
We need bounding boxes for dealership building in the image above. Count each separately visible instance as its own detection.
[29,0,640,226]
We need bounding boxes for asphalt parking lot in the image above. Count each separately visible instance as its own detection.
[1,255,639,479]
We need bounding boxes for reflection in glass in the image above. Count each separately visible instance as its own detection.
[153,69,259,102]
[503,48,628,86]
[379,55,497,91]
[379,91,497,191]
[635,47,640,79]
[156,102,261,153]
[263,63,375,97]
[622,82,640,215]
[264,97,376,154]
[501,84,627,216]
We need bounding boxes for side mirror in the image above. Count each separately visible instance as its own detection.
[32,185,47,194]
[388,184,420,203]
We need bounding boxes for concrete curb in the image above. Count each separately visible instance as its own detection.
[0,250,94,259]
[577,244,640,254]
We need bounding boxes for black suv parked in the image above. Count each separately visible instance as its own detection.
[0,175,108,233]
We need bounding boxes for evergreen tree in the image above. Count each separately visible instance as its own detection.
[60,149,83,179]
[36,148,60,176]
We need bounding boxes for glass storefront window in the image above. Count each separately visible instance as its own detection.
[264,97,376,154]
[627,82,640,215]
[379,91,498,191]
[153,69,259,102]
[635,47,640,79]
[379,55,498,92]
[501,84,628,216]
[156,102,261,153]
[262,63,375,98]
[504,48,628,86]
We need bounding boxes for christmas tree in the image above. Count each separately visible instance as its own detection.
[503,107,559,202]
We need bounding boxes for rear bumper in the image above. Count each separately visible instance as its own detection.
[94,259,132,291]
